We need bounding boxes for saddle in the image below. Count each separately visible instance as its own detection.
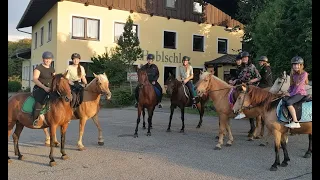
[21,96,50,115]
[278,95,312,122]
[70,82,85,109]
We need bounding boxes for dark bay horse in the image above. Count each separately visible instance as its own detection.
[42,73,112,150]
[164,73,208,132]
[134,69,158,138]
[8,73,73,166]
[232,84,312,171]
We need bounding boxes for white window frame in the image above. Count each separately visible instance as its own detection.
[193,1,203,14]
[47,19,52,42]
[192,34,205,52]
[163,30,178,49]
[40,26,44,46]
[70,15,101,41]
[34,32,37,49]
[217,37,229,54]
[113,20,140,43]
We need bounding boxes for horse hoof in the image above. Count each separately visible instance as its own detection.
[146,133,151,136]
[215,136,219,139]
[18,155,24,160]
[54,142,60,147]
[8,159,12,163]
[226,143,232,147]
[304,153,311,158]
[196,125,201,128]
[61,155,69,160]
[179,130,184,133]
[134,134,138,138]
[270,166,278,171]
[49,161,57,167]
[78,147,86,151]
[214,147,221,150]
[45,143,50,147]
[247,138,253,141]
[98,142,104,146]
[280,162,288,167]
[247,133,253,137]
[142,126,146,130]
[254,136,261,139]
[166,129,171,132]
[259,143,266,147]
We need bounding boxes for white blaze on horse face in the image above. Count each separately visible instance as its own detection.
[197,71,211,96]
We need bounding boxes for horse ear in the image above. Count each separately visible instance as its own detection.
[103,72,106,76]
[283,71,286,76]
[241,83,247,92]
[93,72,98,78]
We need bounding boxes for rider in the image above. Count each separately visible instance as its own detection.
[65,53,88,108]
[229,54,243,85]
[179,56,196,106]
[257,56,273,88]
[32,51,56,128]
[284,56,309,129]
[135,54,163,108]
[234,51,261,119]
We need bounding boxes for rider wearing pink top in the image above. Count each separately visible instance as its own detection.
[284,56,309,129]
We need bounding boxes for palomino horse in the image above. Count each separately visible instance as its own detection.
[232,84,312,171]
[195,72,269,149]
[134,69,158,137]
[42,73,112,150]
[164,73,208,132]
[8,73,73,166]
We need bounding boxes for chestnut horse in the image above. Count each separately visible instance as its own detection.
[164,73,208,132]
[134,69,158,138]
[232,84,312,171]
[42,73,112,150]
[8,73,73,166]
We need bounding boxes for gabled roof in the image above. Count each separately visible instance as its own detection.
[204,54,237,66]
[10,48,31,59]
[16,0,57,29]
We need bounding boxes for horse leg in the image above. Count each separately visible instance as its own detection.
[134,105,142,138]
[167,105,175,132]
[280,133,290,167]
[304,134,312,158]
[44,128,60,147]
[49,125,58,167]
[180,107,185,133]
[251,116,262,140]
[196,102,204,128]
[142,108,146,129]
[146,106,155,136]
[225,122,234,146]
[92,114,104,146]
[60,123,69,160]
[8,120,16,163]
[12,122,24,160]
[248,118,255,138]
[270,130,281,171]
[260,117,265,137]
[77,117,88,151]
[215,115,228,150]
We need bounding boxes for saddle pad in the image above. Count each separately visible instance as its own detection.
[276,99,312,123]
[228,88,235,108]
[21,96,50,115]
[153,86,161,97]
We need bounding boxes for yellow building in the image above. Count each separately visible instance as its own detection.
[15,0,244,92]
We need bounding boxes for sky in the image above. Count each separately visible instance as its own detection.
[8,0,31,41]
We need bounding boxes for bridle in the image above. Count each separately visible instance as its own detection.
[275,75,288,94]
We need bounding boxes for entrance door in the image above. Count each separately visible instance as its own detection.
[164,66,176,82]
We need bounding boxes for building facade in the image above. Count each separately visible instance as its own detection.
[16,0,244,92]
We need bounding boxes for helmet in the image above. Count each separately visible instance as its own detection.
[147,54,154,60]
[236,54,242,61]
[42,51,54,59]
[182,56,190,61]
[241,51,250,58]
[291,56,304,64]
[71,53,81,60]
[258,56,268,62]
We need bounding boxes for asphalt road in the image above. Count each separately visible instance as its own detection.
[8,106,312,180]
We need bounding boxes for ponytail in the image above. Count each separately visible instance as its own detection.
[77,64,82,77]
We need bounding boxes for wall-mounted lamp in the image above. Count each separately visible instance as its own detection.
[130,10,134,13]
[108,6,112,10]
[150,13,154,17]
[167,16,171,20]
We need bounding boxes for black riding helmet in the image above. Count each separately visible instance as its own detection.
[241,51,250,58]
[71,53,81,60]
[42,51,54,59]
[182,56,190,61]
[147,54,155,60]
[258,56,268,62]
[236,54,242,61]
[291,56,304,64]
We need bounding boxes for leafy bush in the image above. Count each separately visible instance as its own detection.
[8,81,22,92]
[104,86,135,108]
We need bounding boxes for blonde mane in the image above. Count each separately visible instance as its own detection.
[199,71,231,87]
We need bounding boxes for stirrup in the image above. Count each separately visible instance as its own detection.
[33,118,41,128]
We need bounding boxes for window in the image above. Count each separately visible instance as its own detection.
[72,16,100,40]
[40,27,44,46]
[218,38,228,54]
[163,31,176,49]
[34,32,37,49]
[193,1,203,14]
[193,35,204,52]
[114,22,138,42]
[166,0,176,8]
[48,20,52,42]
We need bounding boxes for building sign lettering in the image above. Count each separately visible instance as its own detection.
[139,50,185,63]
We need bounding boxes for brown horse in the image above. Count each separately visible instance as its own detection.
[195,72,266,149]
[8,73,73,166]
[134,69,158,137]
[42,73,112,150]
[232,84,312,171]
[164,73,208,132]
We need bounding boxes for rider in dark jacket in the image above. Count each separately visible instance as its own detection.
[135,54,163,108]
[258,56,273,88]
[229,54,243,85]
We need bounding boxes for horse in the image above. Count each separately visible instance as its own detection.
[195,71,269,149]
[8,73,73,166]
[134,68,159,138]
[41,73,112,150]
[232,84,312,171]
[163,73,208,132]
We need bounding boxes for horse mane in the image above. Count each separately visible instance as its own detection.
[246,85,282,111]
[51,73,64,92]
[137,69,150,85]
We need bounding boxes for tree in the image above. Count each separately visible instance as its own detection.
[8,39,32,78]
[114,15,143,94]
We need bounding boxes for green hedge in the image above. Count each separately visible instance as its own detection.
[103,86,135,108]
[8,81,22,92]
